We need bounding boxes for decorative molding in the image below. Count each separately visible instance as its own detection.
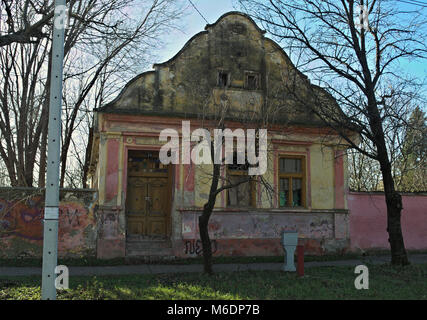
[271,139,312,146]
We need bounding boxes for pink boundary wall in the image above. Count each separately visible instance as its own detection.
[348,192,427,251]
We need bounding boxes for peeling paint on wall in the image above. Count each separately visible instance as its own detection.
[0,189,97,258]
[180,210,337,240]
[176,209,347,256]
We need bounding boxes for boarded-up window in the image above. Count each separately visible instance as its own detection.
[245,73,259,90]
[227,152,255,208]
[227,175,252,207]
[218,71,229,87]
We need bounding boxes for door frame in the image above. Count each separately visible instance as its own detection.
[123,145,173,238]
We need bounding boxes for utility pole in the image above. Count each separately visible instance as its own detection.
[41,0,66,300]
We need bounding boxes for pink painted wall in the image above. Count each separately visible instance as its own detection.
[334,150,345,209]
[105,138,120,203]
[177,209,349,256]
[348,192,427,251]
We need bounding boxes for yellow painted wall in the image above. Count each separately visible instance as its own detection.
[309,144,335,209]
[91,12,351,211]
[95,115,345,211]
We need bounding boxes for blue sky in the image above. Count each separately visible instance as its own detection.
[154,0,425,88]
[156,0,238,63]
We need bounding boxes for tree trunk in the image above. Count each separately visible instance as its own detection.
[380,159,409,265]
[366,89,409,266]
[199,162,221,275]
[386,191,408,265]
[199,211,213,274]
[60,153,67,188]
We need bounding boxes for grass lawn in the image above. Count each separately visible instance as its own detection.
[3,249,426,267]
[0,254,360,268]
[1,263,426,300]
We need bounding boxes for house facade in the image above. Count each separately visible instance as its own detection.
[89,12,353,259]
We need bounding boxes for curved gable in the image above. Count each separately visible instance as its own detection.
[97,11,341,127]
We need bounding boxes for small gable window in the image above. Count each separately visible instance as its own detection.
[245,72,260,90]
[218,71,229,87]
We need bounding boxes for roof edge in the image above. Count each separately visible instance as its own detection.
[204,11,266,34]
[153,11,266,68]
[152,30,208,68]
[94,70,155,112]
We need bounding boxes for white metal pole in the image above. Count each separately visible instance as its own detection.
[41,0,66,300]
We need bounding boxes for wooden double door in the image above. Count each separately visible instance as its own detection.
[126,151,171,238]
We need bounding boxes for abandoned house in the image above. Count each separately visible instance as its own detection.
[85,12,354,259]
[2,12,427,262]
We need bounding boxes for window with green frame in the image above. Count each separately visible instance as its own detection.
[278,156,306,207]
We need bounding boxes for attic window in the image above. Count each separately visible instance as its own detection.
[245,72,259,90]
[218,71,229,87]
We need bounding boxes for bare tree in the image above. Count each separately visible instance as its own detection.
[0,23,50,186]
[0,0,185,188]
[0,157,9,186]
[395,106,427,192]
[0,0,55,47]
[348,146,382,191]
[58,0,185,188]
[184,86,276,274]
[348,99,426,192]
[197,135,273,274]
[238,0,427,265]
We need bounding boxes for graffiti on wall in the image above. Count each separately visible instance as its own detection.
[182,212,335,240]
[96,208,121,239]
[61,207,83,227]
[0,198,44,240]
[184,239,218,255]
[0,197,93,241]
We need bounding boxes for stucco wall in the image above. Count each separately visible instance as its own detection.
[96,120,347,211]
[348,192,427,251]
[0,188,98,258]
[87,11,352,259]
[175,209,349,257]
[97,12,339,128]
